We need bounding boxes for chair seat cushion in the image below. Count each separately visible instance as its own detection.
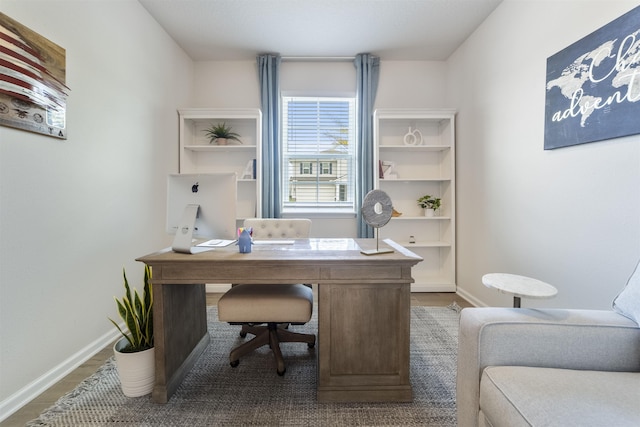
[218,283,313,323]
[480,366,640,427]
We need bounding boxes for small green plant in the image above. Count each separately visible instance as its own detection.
[417,195,441,210]
[203,122,242,144]
[109,266,153,353]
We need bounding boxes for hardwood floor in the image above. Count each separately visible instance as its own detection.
[1,292,471,426]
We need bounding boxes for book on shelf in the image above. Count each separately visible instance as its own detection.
[242,159,256,179]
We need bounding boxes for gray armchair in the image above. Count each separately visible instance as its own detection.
[457,307,640,426]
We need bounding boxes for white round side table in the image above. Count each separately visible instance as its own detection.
[482,273,558,308]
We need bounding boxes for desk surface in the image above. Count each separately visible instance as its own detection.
[138,238,423,285]
[139,238,419,261]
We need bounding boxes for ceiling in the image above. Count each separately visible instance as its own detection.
[138,0,503,61]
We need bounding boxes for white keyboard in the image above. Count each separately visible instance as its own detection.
[252,240,295,245]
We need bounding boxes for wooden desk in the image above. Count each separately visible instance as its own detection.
[137,238,422,403]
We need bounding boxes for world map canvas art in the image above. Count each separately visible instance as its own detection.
[545,6,640,150]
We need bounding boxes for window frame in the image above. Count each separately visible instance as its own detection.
[280,95,357,216]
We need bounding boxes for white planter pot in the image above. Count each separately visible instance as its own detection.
[424,208,436,217]
[113,338,155,397]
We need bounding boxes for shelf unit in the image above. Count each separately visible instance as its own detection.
[178,108,262,225]
[373,109,456,292]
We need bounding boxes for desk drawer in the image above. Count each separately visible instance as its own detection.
[322,265,404,281]
[161,264,320,283]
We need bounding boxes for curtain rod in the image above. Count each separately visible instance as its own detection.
[281,56,355,62]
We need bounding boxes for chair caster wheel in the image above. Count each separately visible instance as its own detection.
[308,343,315,348]
[230,360,239,368]
[239,331,247,338]
[277,368,286,376]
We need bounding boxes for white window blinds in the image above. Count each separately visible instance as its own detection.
[281,96,356,212]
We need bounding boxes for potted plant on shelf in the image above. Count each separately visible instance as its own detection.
[417,195,441,217]
[109,265,154,397]
[203,122,242,145]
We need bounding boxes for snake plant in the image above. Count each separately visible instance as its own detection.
[109,266,153,353]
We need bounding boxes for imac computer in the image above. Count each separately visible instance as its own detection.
[167,173,237,253]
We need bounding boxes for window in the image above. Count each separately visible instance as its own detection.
[281,96,356,213]
[320,162,333,175]
[300,162,313,175]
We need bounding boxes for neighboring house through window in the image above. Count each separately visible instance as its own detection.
[281,96,356,214]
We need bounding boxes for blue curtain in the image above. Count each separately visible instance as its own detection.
[354,53,380,238]
[257,54,282,218]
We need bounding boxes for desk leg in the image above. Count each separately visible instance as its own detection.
[317,282,412,402]
[152,283,210,403]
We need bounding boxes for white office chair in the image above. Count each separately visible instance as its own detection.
[217,218,315,375]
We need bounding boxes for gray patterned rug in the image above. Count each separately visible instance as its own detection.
[28,305,460,426]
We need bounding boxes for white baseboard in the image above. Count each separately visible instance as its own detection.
[0,328,120,423]
[455,287,487,307]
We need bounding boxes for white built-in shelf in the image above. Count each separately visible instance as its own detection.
[374,108,456,293]
[184,144,258,152]
[380,178,452,183]
[379,145,450,152]
[179,108,262,222]
[391,216,451,220]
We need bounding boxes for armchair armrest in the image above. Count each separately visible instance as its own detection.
[457,307,640,427]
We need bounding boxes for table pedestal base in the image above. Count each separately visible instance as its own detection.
[317,282,412,402]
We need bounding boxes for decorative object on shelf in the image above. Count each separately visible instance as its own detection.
[203,122,242,145]
[403,127,423,146]
[360,189,394,255]
[242,159,257,179]
[380,160,397,179]
[417,195,441,217]
[109,266,155,397]
[392,207,402,217]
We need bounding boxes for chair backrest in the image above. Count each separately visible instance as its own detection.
[243,218,311,239]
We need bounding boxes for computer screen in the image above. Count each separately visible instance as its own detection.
[167,173,237,253]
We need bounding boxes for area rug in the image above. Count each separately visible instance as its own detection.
[28,304,461,426]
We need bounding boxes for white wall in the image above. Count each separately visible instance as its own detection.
[448,0,640,309]
[191,59,448,236]
[0,0,192,417]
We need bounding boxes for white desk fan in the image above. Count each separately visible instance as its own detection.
[360,189,394,255]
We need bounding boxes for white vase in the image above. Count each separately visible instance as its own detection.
[216,137,228,145]
[424,208,436,217]
[113,338,155,397]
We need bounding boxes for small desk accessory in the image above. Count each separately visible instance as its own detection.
[360,189,394,255]
[237,228,252,253]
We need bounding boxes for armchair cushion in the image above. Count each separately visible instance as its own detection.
[480,366,640,427]
[613,259,640,325]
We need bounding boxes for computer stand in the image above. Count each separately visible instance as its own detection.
[171,204,212,254]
